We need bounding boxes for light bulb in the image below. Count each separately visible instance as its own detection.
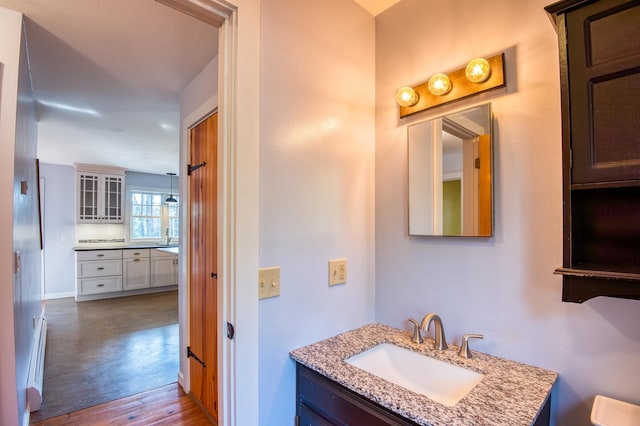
[465,58,491,83]
[395,86,419,107]
[428,73,452,96]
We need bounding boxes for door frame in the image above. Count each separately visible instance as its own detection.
[171,1,260,425]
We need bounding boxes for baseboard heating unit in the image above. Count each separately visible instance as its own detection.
[27,315,47,412]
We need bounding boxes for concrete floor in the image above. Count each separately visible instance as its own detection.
[30,291,179,422]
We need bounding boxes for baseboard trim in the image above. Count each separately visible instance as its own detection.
[44,291,75,300]
[177,370,187,393]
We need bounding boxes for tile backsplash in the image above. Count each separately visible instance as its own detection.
[76,224,125,244]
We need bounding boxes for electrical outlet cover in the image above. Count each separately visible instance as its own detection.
[328,259,347,286]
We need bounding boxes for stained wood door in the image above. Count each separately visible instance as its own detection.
[189,112,218,420]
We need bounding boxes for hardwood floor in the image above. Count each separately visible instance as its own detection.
[31,292,180,421]
[31,382,213,425]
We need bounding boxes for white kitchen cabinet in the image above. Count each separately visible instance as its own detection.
[76,165,125,223]
[123,249,150,290]
[75,247,177,301]
[76,250,123,298]
[150,249,178,287]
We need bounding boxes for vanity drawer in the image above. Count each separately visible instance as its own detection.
[78,276,122,295]
[77,260,122,278]
[123,248,150,259]
[76,250,122,261]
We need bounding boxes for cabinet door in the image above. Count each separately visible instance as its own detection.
[123,258,150,290]
[150,256,177,287]
[566,0,640,184]
[296,364,418,426]
[101,174,124,222]
[76,172,124,223]
[77,173,100,221]
[298,403,335,426]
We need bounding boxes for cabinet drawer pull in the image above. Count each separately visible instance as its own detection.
[133,252,140,255]
[97,254,105,257]
[133,258,140,262]
[97,284,105,287]
[97,267,105,270]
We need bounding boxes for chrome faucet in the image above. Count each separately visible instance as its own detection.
[420,313,448,351]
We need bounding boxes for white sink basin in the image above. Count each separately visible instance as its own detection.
[345,343,483,407]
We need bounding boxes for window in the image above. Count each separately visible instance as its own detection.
[129,190,179,241]
[167,200,179,239]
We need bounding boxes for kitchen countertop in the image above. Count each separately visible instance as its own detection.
[290,323,557,426]
[74,244,179,251]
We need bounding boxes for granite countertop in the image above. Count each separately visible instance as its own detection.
[74,244,179,251]
[290,323,557,426]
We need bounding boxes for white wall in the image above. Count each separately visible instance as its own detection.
[0,9,22,424]
[13,18,42,423]
[180,56,218,120]
[40,163,76,298]
[258,0,375,424]
[0,8,42,424]
[0,9,23,425]
[375,1,640,425]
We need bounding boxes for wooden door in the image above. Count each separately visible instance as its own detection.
[188,112,218,420]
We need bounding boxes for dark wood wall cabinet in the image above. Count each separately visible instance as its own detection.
[545,0,640,302]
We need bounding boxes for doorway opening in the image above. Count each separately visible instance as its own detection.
[5,0,259,422]
[19,2,220,422]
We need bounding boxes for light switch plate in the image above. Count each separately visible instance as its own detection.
[258,267,280,299]
[328,259,347,286]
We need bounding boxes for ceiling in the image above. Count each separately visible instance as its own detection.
[0,0,398,175]
[0,0,218,175]
[353,0,401,16]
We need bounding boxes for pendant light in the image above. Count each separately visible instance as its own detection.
[166,172,177,203]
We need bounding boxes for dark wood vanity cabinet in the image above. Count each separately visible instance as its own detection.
[295,363,552,426]
[296,364,419,426]
[545,0,640,302]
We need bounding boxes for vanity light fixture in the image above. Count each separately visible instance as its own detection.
[166,172,177,203]
[396,52,505,118]
[395,86,419,107]
[465,58,491,83]
[428,73,452,96]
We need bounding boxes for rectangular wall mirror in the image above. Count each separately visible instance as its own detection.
[408,103,493,237]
